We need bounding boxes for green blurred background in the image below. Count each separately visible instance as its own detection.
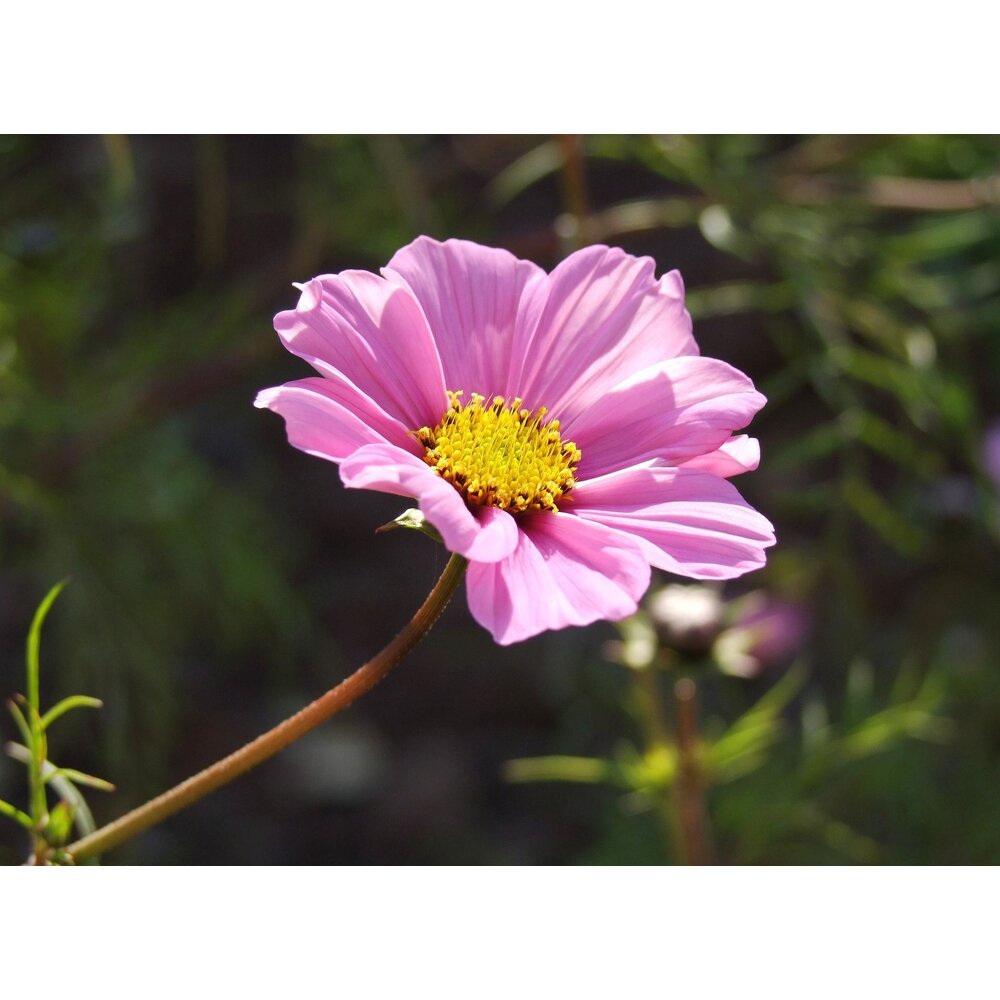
[2,135,999,864]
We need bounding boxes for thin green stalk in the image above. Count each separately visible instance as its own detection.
[64,553,468,864]
[631,666,676,857]
[558,134,593,249]
[26,580,66,864]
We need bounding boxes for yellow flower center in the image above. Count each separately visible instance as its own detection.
[415,391,582,513]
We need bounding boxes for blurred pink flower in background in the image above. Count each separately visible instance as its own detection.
[983,422,1000,491]
[646,582,809,676]
[257,237,774,644]
[713,591,810,678]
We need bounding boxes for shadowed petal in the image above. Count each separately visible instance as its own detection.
[510,246,697,424]
[572,466,775,579]
[273,271,447,430]
[567,357,766,480]
[383,236,546,396]
[254,377,419,462]
[465,513,650,645]
[339,443,519,563]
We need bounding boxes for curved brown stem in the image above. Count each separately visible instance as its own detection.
[64,553,468,863]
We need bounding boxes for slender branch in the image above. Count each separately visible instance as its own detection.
[64,553,468,863]
[557,134,593,249]
[26,582,67,864]
[672,677,713,865]
[777,172,1000,212]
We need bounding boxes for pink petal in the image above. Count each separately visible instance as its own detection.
[255,377,419,462]
[273,271,447,430]
[572,466,775,580]
[679,435,760,478]
[509,246,698,424]
[465,513,651,645]
[383,236,546,396]
[566,357,766,480]
[339,443,519,563]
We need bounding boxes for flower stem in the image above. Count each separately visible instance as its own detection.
[557,134,593,248]
[64,553,468,864]
[672,677,713,865]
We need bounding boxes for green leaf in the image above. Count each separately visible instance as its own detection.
[841,477,925,556]
[503,755,614,785]
[26,579,69,719]
[375,507,442,543]
[6,698,32,747]
[709,666,807,783]
[45,773,96,839]
[851,411,939,477]
[46,767,115,793]
[486,140,562,207]
[0,796,33,830]
[838,706,954,761]
[6,742,106,837]
[770,422,845,472]
[44,801,75,847]
[686,280,793,320]
[40,695,103,731]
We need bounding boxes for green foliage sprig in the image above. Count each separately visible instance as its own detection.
[2,581,113,864]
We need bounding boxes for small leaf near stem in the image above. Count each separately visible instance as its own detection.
[5,742,113,850]
[6,698,32,747]
[26,579,69,719]
[0,796,34,830]
[376,507,443,543]
[40,696,103,731]
[46,767,115,793]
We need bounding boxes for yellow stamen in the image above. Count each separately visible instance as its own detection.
[415,391,582,513]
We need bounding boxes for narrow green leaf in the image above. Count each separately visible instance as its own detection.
[503,756,613,785]
[487,140,561,207]
[6,698,32,747]
[708,666,807,782]
[770,422,845,472]
[26,579,69,721]
[686,280,793,320]
[0,796,33,830]
[47,767,115,793]
[40,695,103,731]
[841,477,925,555]
[587,196,702,242]
[852,411,938,477]
[6,743,105,837]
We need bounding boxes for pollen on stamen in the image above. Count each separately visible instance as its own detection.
[415,391,582,514]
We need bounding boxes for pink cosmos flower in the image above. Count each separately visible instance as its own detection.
[257,237,775,645]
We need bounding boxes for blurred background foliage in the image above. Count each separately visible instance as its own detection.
[1,135,999,864]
